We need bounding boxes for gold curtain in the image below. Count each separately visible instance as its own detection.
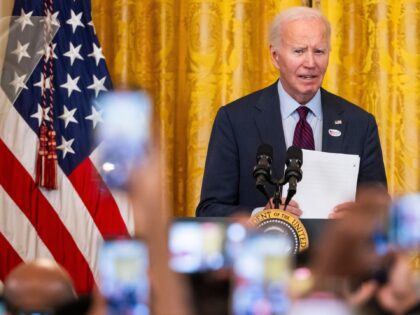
[92,0,303,217]
[92,0,420,217]
[316,0,420,196]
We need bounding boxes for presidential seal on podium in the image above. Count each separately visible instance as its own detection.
[249,209,309,254]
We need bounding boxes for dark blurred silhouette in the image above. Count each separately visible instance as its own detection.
[55,294,92,315]
[187,271,230,315]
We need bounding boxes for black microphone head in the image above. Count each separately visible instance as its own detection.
[286,145,302,166]
[254,144,273,201]
[256,144,273,161]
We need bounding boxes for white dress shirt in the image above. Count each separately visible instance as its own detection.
[277,81,323,151]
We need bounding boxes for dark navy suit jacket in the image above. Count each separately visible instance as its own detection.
[196,82,387,217]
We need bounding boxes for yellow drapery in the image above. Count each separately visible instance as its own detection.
[315,0,420,197]
[92,0,420,217]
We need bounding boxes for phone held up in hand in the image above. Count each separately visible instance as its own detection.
[98,238,150,315]
[95,91,152,190]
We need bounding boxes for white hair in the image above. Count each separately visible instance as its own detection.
[269,6,331,49]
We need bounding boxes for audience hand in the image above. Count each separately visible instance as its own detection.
[328,202,355,219]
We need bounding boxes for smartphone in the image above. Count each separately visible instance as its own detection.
[168,219,229,273]
[389,194,420,250]
[372,216,389,257]
[231,232,292,315]
[98,238,149,315]
[95,91,152,190]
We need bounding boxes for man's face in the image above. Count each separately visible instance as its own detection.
[270,18,330,105]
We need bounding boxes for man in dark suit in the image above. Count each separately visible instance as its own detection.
[196,7,386,217]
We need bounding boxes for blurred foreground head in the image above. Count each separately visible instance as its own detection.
[4,259,76,314]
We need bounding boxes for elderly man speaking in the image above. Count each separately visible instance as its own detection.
[196,6,386,218]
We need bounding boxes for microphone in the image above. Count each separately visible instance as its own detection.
[253,144,273,201]
[284,146,303,210]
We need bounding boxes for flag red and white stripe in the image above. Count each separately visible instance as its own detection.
[0,1,133,293]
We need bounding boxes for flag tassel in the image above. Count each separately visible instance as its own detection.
[36,126,57,189]
[36,0,57,190]
[46,129,57,189]
[36,125,48,187]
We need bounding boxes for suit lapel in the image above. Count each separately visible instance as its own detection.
[253,86,347,169]
[254,82,286,175]
[321,88,346,153]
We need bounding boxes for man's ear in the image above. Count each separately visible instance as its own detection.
[269,45,281,70]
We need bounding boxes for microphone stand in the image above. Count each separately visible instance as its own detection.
[271,179,284,209]
[255,178,285,209]
[257,172,297,210]
[262,175,286,209]
[253,165,288,209]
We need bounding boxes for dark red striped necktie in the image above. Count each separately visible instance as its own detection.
[293,106,315,150]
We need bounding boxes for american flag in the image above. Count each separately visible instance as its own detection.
[0,0,132,293]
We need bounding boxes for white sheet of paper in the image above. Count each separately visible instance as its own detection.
[286,150,360,219]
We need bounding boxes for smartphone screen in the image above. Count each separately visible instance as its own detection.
[231,232,292,315]
[98,239,149,315]
[389,194,420,250]
[95,91,152,190]
[168,220,228,273]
